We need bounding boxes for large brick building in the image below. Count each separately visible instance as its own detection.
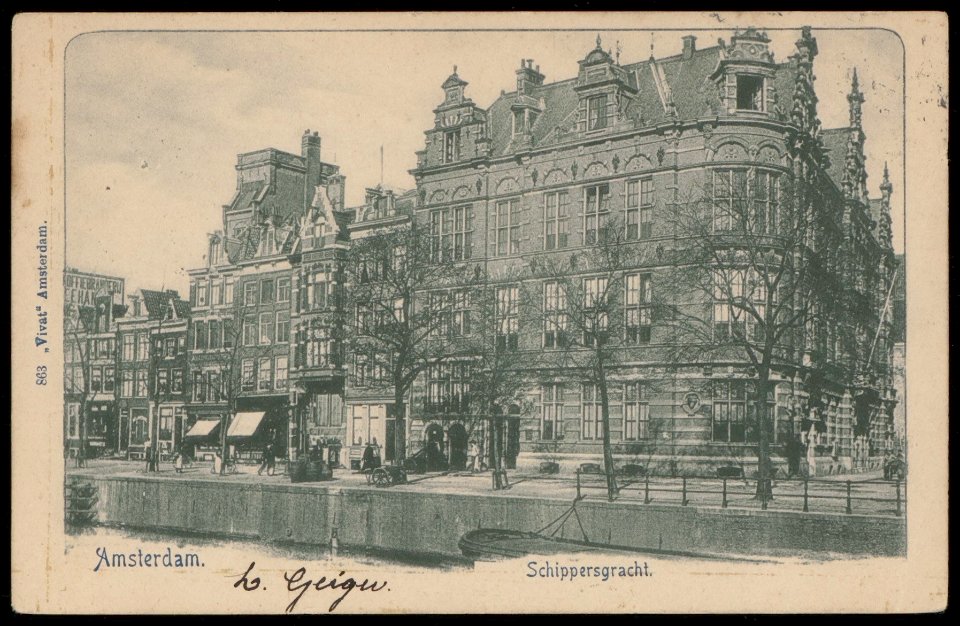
[401,28,898,475]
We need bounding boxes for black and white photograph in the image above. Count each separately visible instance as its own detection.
[11,11,948,615]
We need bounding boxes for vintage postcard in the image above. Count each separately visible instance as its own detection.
[11,11,948,614]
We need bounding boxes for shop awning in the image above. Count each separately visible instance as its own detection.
[184,419,220,441]
[227,411,266,441]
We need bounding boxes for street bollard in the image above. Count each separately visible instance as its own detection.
[845,480,852,515]
[681,477,688,506]
[895,480,902,517]
[803,479,809,513]
[644,475,650,504]
[722,478,727,508]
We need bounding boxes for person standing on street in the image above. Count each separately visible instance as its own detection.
[143,439,152,473]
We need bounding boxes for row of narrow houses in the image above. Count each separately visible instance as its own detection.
[64,27,901,475]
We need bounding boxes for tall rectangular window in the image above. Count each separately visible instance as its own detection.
[121,370,134,398]
[625,273,653,344]
[259,312,274,345]
[623,382,650,440]
[194,321,207,350]
[197,281,208,307]
[243,318,257,347]
[443,130,460,163]
[625,178,654,240]
[103,367,115,393]
[277,277,291,303]
[543,280,568,349]
[225,278,235,304]
[543,191,570,250]
[274,356,288,390]
[713,381,747,442]
[122,334,135,361]
[157,369,169,395]
[541,384,563,440]
[208,320,221,349]
[244,282,257,306]
[260,279,274,304]
[308,267,332,310]
[90,367,103,393]
[581,384,603,440]
[430,206,472,262]
[583,184,611,245]
[276,311,290,344]
[496,285,519,351]
[241,359,255,391]
[171,369,183,394]
[753,170,779,233]
[494,199,521,256]
[135,370,148,397]
[582,277,609,347]
[713,169,748,232]
[211,279,223,305]
[159,407,174,442]
[137,333,150,361]
[587,94,608,130]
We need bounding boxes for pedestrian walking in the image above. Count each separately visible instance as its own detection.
[361,440,377,472]
[266,443,276,476]
[467,440,480,473]
[258,442,274,476]
[371,438,381,468]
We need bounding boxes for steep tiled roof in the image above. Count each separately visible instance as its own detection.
[482,45,780,156]
[141,289,189,320]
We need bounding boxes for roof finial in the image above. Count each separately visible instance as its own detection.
[851,67,859,90]
[453,64,458,75]
[650,32,655,59]
[883,161,889,181]
[596,33,602,49]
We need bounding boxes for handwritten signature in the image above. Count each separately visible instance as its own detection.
[233,561,389,612]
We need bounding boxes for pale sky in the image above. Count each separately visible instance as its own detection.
[65,27,904,297]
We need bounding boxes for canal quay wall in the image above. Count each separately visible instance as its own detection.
[82,475,905,559]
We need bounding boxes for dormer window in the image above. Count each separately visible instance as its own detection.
[445,87,459,104]
[587,94,608,131]
[736,75,764,111]
[512,110,525,135]
[209,239,222,266]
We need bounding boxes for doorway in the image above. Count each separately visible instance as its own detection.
[424,423,447,471]
[448,423,468,470]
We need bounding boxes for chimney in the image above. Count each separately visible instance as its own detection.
[130,294,142,317]
[682,35,697,60]
[516,58,545,95]
[302,130,322,211]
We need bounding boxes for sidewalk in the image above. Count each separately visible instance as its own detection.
[68,459,904,518]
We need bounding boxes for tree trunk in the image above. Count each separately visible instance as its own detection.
[393,395,406,464]
[755,374,774,501]
[219,406,230,476]
[77,398,87,468]
[598,374,618,501]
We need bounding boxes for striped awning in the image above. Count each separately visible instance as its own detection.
[226,412,266,440]
[184,419,220,440]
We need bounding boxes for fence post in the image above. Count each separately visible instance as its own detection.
[895,480,902,517]
[803,479,809,513]
[643,475,650,504]
[681,477,688,506]
[576,469,581,500]
[845,480,852,515]
[722,478,727,509]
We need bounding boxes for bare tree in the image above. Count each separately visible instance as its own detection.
[529,217,656,501]
[446,269,536,489]
[64,308,93,468]
[345,223,472,464]
[659,170,838,498]
[146,295,174,472]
